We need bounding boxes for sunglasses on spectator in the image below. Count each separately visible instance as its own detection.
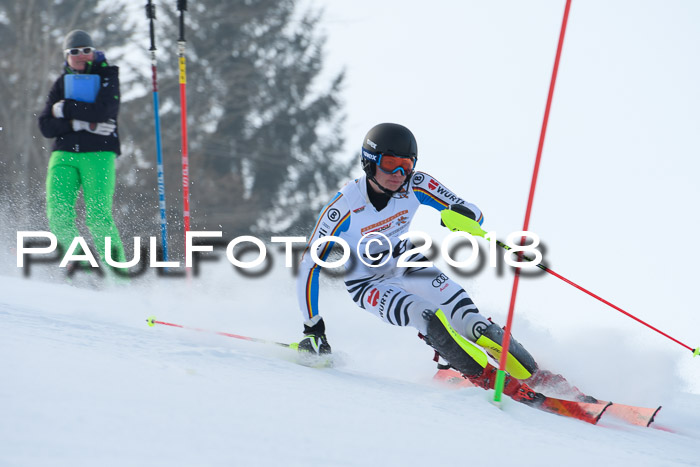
[65,47,95,56]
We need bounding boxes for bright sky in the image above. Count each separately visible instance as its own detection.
[312,0,700,390]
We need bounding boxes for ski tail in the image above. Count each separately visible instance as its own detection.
[434,367,474,387]
[603,403,662,427]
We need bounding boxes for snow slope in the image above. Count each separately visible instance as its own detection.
[1,267,699,467]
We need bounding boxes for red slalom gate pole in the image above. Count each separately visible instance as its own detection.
[146,316,297,349]
[494,0,572,403]
[177,0,191,258]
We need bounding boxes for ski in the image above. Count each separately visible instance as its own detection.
[533,396,610,424]
[434,368,659,426]
[594,402,661,427]
[524,368,663,426]
[434,368,608,424]
[434,367,477,388]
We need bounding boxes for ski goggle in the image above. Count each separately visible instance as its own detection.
[362,149,417,175]
[65,47,95,56]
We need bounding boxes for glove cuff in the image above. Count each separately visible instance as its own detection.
[449,203,477,221]
[72,119,86,132]
[52,101,65,119]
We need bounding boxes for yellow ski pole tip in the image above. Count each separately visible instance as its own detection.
[146,316,157,327]
[693,347,699,357]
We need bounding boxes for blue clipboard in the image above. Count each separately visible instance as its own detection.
[64,74,100,103]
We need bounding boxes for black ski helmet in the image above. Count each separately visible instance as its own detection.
[361,123,418,178]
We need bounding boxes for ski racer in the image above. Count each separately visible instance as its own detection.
[296,122,550,403]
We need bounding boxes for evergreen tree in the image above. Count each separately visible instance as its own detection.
[140,0,349,238]
[1,0,349,255]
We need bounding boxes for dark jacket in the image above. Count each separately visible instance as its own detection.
[38,52,121,155]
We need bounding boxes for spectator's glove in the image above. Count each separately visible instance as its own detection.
[72,119,116,136]
[52,101,65,119]
[298,316,331,355]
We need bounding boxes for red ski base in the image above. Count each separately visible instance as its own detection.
[535,397,610,424]
[599,402,662,427]
[434,368,660,427]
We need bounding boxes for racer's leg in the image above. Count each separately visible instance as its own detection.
[345,274,434,335]
[399,267,538,379]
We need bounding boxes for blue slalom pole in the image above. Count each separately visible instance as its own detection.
[146,0,169,262]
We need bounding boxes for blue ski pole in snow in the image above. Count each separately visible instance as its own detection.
[146,0,170,262]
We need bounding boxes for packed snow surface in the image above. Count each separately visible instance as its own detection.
[1,268,698,467]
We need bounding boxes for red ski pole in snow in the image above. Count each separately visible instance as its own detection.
[497,240,699,356]
[441,212,700,358]
[146,316,298,349]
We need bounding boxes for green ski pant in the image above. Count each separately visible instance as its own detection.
[46,150,127,267]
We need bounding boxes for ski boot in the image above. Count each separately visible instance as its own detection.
[465,362,546,406]
[475,322,538,380]
[421,309,488,377]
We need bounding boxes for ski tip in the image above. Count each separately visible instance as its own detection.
[146,315,157,327]
[647,406,663,427]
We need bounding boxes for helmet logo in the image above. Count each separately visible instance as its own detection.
[366,138,377,150]
[362,149,379,162]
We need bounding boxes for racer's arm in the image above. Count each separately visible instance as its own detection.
[411,171,483,225]
[296,193,351,322]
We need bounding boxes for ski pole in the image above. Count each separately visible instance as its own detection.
[441,210,700,357]
[177,0,191,251]
[176,0,192,279]
[146,316,299,349]
[146,0,170,263]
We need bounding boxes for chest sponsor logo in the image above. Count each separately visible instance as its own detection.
[361,210,409,235]
[396,216,408,226]
[428,179,438,190]
[353,206,366,214]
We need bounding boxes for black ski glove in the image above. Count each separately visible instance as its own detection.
[298,316,331,355]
